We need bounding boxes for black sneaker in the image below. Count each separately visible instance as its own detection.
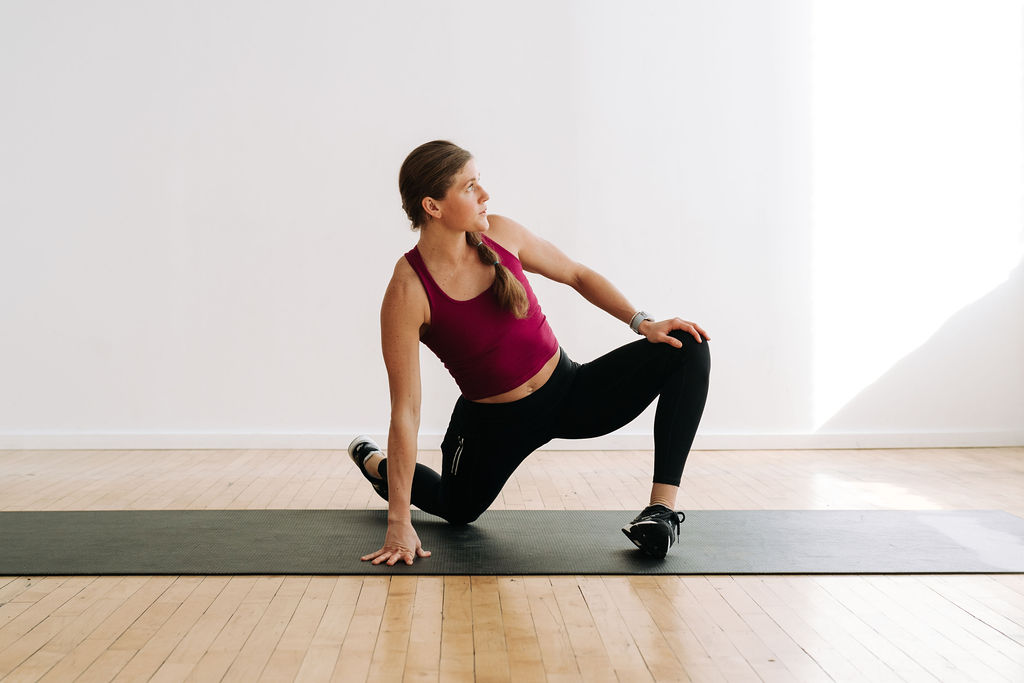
[622,504,685,559]
[348,435,388,501]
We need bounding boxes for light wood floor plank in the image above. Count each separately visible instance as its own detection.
[187,575,286,682]
[808,575,951,682]
[291,576,362,682]
[575,576,654,683]
[549,576,616,683]
[72,648,137,683]
[257,575,336,682]
[0,578,34,604]
[365,575,416,683]
[219,575,309,682]
[744,575,879,682]
[438,576,475,682]
[680,576,789,680]
[890,576,1022,682]
[496,577,547,683]
[469,576,512,683]
[30,576,150,682]
[108,576,202,653]
[524,576,580,680]
[147,575,258,683]
[400,576,443,683]
[109,575,230,682]
[798,577,942,683]
[707,576,829,682]
[0,576,95,659]
[330,576,389,683]
[600,576,696,682]
[931,575,1024,647]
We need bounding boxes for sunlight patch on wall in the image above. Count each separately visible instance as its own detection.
[810,0,1024,428]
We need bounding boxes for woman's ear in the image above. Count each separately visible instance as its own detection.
[422,197,442,220]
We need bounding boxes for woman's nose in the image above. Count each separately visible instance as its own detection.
[479,186,490,202]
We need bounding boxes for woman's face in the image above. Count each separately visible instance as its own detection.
[434,159,490,233]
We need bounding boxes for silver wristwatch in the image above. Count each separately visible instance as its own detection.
[629,310,654,334]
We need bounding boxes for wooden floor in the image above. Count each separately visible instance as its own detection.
[1,447,1022,682]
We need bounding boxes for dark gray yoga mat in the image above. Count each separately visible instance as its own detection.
[2,509,1023,575]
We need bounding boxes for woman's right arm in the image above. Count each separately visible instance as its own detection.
[359,259,432,566]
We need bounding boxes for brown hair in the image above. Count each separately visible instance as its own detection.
[399,140,529,319]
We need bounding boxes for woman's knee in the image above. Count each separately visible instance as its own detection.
[667,330,711,377]
[444,511,482,526]
[443,500,486,526]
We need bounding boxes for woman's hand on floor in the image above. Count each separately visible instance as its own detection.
[639,318,710,347]
[361,520,431,566]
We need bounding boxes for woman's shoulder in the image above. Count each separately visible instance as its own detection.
[484,214,527,255]
[381,255,430,346]
[387,253,422,292]
[384,254,428,311]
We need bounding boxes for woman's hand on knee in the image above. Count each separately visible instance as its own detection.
[361,520,432,566]
[640,318,710,347]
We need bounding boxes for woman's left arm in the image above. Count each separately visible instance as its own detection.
[496,215,710,347]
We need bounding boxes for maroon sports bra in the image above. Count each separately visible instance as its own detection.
[403,234,559,400]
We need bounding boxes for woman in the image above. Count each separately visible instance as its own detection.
[349,140,710,567]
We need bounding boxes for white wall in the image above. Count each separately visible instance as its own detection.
[2,0,1021,450]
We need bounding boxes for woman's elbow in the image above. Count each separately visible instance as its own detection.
[568,264,591,291]
[389,404,420,432]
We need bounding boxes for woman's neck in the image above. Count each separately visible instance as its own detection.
[418,225,479,268]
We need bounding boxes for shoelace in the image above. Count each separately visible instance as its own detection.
[671,511,685,532]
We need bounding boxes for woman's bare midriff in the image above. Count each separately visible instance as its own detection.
[471,348,562,404]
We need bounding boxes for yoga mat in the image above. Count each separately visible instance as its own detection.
[1,509,1023,575]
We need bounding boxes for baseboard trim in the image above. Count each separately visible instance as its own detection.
[1,432,1021,451]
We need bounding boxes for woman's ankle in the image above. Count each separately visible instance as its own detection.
[649,482,679,509]
[365,452,384,479]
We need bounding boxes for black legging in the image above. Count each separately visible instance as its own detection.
[380,330,710,524]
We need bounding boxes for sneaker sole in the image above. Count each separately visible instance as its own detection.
[621,520,672,559]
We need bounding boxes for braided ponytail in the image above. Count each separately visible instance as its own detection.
[466,232,530,319]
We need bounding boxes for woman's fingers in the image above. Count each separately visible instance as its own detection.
[363,523,430,566]
[363,543,429,566]
[681,321,703,343]
[671,318,710,343]
[362,546,394,564]
[662,319,700,344]
[377,550,405,566]
[386,552,410,566]
[647,318,710,346]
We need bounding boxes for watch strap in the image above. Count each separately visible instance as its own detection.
[629,310,654,334]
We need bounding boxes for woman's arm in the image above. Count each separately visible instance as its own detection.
[490,215,710,346]
[361,259,431,566]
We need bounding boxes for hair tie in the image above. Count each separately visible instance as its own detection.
[492,260,500,267]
